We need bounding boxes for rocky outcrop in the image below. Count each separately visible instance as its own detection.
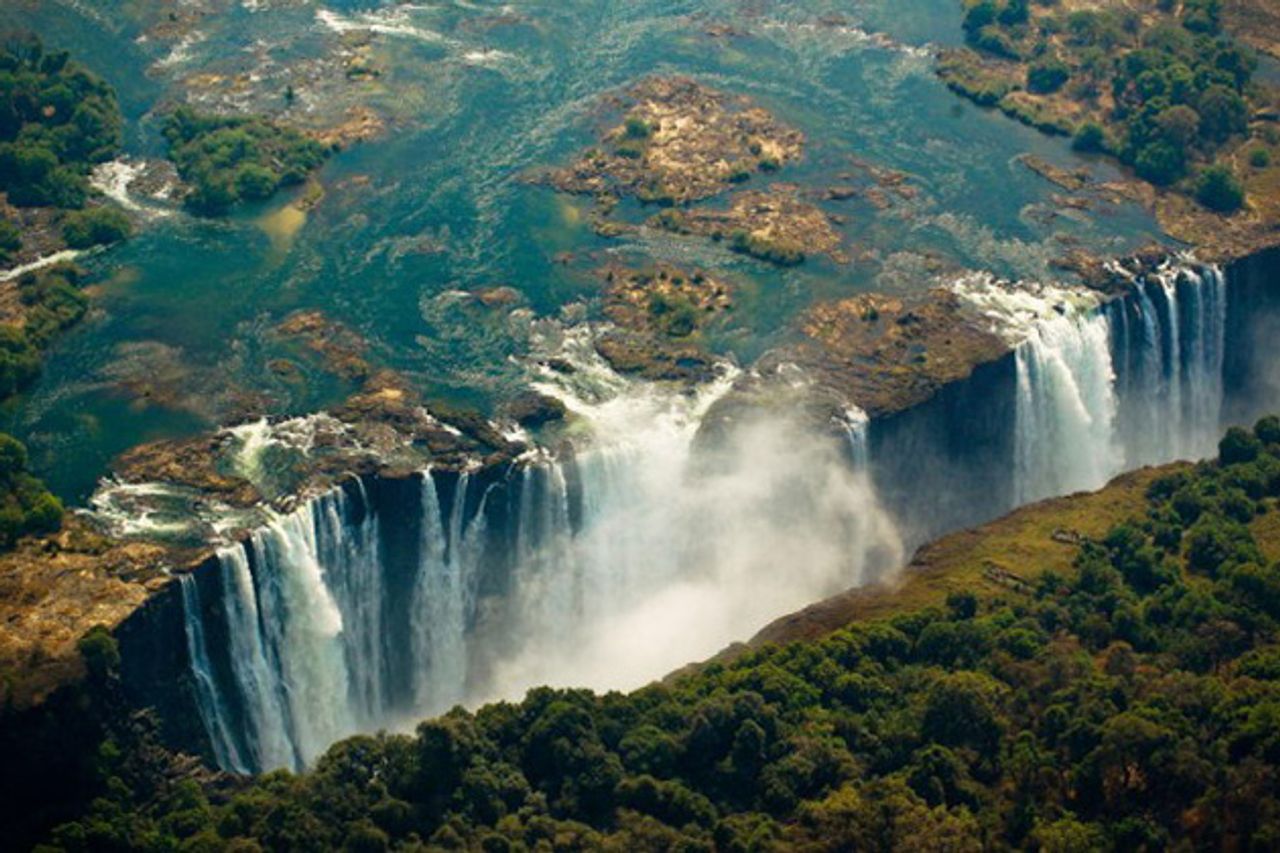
[0,518,187,710]
[544,76,804,206]
[650,186,849,265]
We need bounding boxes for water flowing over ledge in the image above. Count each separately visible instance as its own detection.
[156,253,1278,773]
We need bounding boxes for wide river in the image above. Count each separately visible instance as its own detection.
[2,0,1162,501]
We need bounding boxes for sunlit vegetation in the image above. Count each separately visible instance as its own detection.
[0,431,61,547]
[0,33,121,210]
[60,206,130,249]
[0,263,87,400]
[37,418,1280,849]
[162,107,331,215]
[950,0,1260,211]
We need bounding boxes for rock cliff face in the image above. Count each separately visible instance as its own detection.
[5,247,1278,770]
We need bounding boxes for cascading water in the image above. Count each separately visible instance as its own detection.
[1013,302,1119,504]
[181,337,904,772]
[178,574,247,774]
[1111,265,1227,467]
[964,261,1228,504]
[178,260,1239,775]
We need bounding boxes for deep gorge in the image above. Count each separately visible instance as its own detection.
[112,248,1280,775]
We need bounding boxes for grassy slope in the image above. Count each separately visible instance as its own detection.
[752,465,1183,646]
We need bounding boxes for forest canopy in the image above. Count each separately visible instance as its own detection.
[0,32,122,209]
[162,107,330,215]
[39,417,1280,851]
[950,0,1261,211]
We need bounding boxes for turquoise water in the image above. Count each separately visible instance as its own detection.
[2,0,1163,502]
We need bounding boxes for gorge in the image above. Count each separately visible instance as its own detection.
[147,250,1279,774]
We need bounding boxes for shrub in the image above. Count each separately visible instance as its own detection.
[1249,148,1271,169]
[1196,86,1248,144]
[0,431,63,547]
[1073,122,1107,152]
[624,117,652,140]
[77,625,120,679]
[1221,425,1262,465]
[0,218,19,262]
[61,206,131,248]
[1028,59,1071,94]
[1195,164,1244,212]
[1134,140,1185,185]
[729,231,804,266]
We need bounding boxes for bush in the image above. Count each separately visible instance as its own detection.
[61,206,131,248]
[1028,59,1071,94]
[0,217,19,262]
[624,117,652,140]
[1134,140,1185,185]
[1195,164,1244,212]
[1073,122,1107,152]
[1221,426,1262,465]
[0,431,62,547]
[1197,86,1248,144]
[0,325,40,397]
[1249,148,1271,169]
[729,231,804,266]
[77,625,120,679]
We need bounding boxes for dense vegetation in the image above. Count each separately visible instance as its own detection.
[0,33,122,210]
[0,263,89,398]
[34,418,1280,850]
[953,0,1261,210]
[0,431,61,547]
[163,107,330,215]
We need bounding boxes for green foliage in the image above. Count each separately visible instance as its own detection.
[729,231,804,266]
[76,625,119,680]
[1181,0,1221,35]
[647,291,700,338]
[18,263,88,347]
[0,322,39,397]
[0,431,61,547]
[1072,121,1107,152]
[0,264,89,402]
[958,0,1258,195]
[61,206,131,249]
[1250,148,1272,169]
[0,216,19,262]
[623,116,652,140]
[162,107,330,215]
[0,33,121,209]
[1195,163,1245,212]
[1027,57,1070,94]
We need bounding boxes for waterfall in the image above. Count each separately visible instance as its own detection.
[1010,262,1226,503]
[175,259,1239,776]
[183,356,904,773]
[178,574,247,773]
[1113,265,1226,467]
[1013,306,1118,504]
[843,407,870,470]
[410,471,488,714]
[185,486,389,771]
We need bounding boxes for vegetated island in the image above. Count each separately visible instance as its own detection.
[0,32,131,265]
[937,0,1280,258]
[17,416,1280,850]
[162,106,333,215]
[544,76,858,267]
